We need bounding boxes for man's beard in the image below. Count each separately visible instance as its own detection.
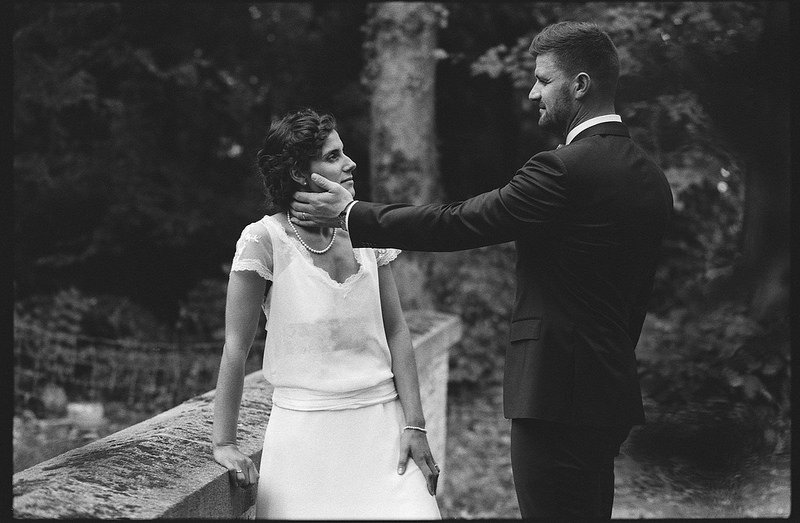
[538,86,572,137]
[538,108,566,136]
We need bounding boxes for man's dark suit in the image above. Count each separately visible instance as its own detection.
[348,121,673,516]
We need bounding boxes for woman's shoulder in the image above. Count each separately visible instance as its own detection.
[372,247,401,267]
[240,213,282,241]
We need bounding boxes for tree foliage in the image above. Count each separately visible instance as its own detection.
[14,2,369,318]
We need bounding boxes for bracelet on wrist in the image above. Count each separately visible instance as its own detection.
[403,425,427,434]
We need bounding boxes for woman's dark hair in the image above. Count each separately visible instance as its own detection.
[256,108,337,211]
[529,21,620,95]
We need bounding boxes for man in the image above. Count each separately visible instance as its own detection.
[290,21,673,518]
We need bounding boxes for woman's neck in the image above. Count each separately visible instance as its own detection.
[281,209,331,238]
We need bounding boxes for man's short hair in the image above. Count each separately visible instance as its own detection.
[529,21,619,95]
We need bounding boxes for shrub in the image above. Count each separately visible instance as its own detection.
[637,301,790,454]
[425,243,516,390]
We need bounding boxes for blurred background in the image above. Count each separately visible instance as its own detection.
[13,2,790,518]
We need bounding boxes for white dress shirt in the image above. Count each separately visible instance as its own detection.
[565,114,621,145]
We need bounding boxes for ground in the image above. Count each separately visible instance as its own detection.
[14,387,791,518]
[438,384,791,519]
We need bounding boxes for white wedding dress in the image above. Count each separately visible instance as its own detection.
[230,214,441,520]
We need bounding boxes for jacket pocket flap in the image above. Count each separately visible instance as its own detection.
[510,318,542,341]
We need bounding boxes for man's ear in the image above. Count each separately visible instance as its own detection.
[573,72,591,100]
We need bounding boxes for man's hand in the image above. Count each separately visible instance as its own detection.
[290,173,353,228]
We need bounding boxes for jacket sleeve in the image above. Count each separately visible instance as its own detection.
[348,151,569,251]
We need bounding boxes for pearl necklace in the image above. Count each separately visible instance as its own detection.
[287,212,336,254]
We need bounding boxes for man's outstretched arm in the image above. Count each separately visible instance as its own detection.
[290,153,569,252]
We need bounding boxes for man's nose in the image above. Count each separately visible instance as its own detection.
[528,85,539,100]
[345,155,356,171]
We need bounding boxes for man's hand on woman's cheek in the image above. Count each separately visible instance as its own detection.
[289,173,354,228]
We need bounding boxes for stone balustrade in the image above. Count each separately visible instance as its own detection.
[13,310,461,519]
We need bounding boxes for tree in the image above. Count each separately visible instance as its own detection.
[361,2,446,309]
[704,2,789,321]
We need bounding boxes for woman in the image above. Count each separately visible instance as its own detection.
[211,108,441,519]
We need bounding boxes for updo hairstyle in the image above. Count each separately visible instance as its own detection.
[256,108,337,211]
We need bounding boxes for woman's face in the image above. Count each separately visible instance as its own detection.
[304,130,357,198]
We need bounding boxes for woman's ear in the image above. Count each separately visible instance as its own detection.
[289,167,307,186]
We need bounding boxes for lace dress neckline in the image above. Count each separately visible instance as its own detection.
[261,214,366,287]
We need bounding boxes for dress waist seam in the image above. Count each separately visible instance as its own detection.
[271,378,398,411]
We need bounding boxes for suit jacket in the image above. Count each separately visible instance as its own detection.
[349,122,673,428]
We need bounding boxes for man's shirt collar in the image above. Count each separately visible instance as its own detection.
[565,114,622,145]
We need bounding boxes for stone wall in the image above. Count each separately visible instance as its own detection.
[13,310,461,519]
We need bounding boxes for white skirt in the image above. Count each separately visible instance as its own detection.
[255,398,442,520]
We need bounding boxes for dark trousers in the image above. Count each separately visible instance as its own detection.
[510,418,630,519]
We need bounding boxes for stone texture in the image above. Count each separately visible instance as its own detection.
[13,310,460,518]
[407,310,462,485]
[13,372,271,519]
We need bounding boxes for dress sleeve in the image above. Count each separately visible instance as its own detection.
[230,223,273,280]
[374,248,401,267]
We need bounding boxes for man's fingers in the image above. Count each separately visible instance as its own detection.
[292,191,314,204]
[287,204,315,224]
[310,172,335,190]
[287,208,319,228]
[289,202,312,215]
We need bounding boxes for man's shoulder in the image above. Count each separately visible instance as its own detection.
[522,143,600,180]
[555,133,646,169]
[524,148,568,175]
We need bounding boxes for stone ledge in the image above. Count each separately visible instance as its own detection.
[13,310,461,519]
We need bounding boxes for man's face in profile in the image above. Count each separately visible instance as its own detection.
[528,52,574,136]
